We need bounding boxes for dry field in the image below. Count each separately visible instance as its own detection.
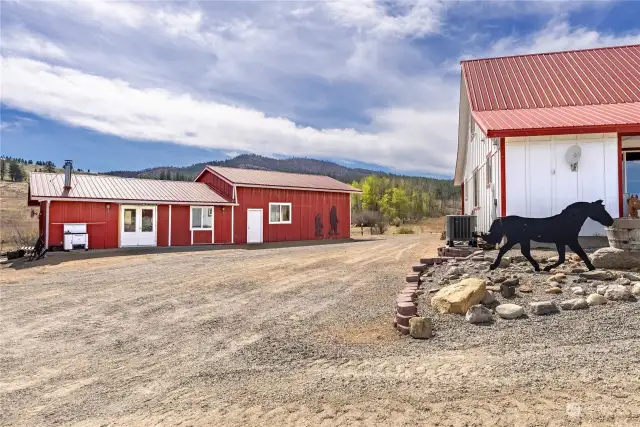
[1,234,639,426]
[0,178,39,252]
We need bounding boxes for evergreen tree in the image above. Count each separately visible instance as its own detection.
[0,159,6,180]
[8,161,25,181]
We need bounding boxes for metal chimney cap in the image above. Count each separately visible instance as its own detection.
[64,160,73,189]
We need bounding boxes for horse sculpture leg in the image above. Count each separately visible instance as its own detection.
[568,241,595,271]
[489,240,515,270]
[543,243,566,272]
[519,240,540,272]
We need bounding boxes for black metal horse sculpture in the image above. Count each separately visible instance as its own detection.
[479,200,614,272]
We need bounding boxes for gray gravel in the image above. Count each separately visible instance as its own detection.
[419,249,640,352]
[2,239,640,426]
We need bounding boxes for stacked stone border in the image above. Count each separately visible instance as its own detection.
[394,246,476,335]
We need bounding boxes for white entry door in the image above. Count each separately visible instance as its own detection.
[247,209,263,243]
[121,205,157,247]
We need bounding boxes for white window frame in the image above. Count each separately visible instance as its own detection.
[190,206,213,230]
[268,202,292,224]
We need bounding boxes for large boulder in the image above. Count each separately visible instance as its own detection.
[431,278,486,314]
[590,248,640,270]
[633,283,640,297]
[409,317,433,339]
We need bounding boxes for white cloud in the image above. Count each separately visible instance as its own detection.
[324,0,444,38]
[485,20,640,58]
[1,56,456,175]
[0,31,67,60]
[2,0,633,177]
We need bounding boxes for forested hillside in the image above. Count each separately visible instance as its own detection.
[351,175,459,226]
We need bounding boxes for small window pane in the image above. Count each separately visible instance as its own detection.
[281,205,290,222]
[124,209,136,232]
[270,205,280,222]
[203,208,212,228]
[192,207,202,228]
[141,209,153,232]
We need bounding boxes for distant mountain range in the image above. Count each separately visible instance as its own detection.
[105,154,440,184]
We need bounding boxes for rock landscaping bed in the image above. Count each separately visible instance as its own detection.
[397,246,640,338]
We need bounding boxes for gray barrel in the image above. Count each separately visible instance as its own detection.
[606,219,640,251]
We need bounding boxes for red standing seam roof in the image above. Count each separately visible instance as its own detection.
[29,172,233,204]
[205,166,362,193]
[461,44,640,136]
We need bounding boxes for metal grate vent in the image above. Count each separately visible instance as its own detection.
[446,215,477,245]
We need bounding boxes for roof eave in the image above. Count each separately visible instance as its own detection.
[486,123,640,138]
[454,73,471,186]
[28,196,238,206]
[236,184,362,193]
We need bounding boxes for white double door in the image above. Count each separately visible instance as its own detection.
[121,205,157,247]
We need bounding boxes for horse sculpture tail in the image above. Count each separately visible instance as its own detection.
[480,219,504,244]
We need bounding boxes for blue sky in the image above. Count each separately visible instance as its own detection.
[1,1,639,176]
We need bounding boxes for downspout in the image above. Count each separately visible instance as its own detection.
[231,185,237,244]
[45,200,50,249]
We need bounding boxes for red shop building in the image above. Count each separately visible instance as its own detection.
[28,163,361,250]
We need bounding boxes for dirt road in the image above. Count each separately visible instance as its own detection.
[2,235,639,426]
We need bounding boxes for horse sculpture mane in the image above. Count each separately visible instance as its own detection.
[561,201,590,213]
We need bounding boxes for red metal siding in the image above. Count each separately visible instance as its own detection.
[214,206,232,244]
[48,201,119,249]
[157,205,169,247]
[193,230,212,245]
[197,170,234,201]
[234,187,351,244]
[170,205,191,246]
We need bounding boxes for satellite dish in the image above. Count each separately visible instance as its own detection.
[565,145,582,172]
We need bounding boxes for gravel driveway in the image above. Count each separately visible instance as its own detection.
[1,235,639,426]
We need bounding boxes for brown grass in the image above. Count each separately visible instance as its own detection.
[0,178,39,252]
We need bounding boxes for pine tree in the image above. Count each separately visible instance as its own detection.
[0,159,6,180]
[8,161,25,181]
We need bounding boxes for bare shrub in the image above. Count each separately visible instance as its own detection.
[9,226,39,249]
[396,226,414,234]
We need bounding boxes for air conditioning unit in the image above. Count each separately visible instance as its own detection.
[445,215,477,247]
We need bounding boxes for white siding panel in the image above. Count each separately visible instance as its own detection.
[505,143,527,216]
[552,142,579,215]
[528,143,553,218]
[578,141,606,235]
[603,138,620,222]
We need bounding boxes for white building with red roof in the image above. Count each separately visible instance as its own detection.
[454,44,640,235]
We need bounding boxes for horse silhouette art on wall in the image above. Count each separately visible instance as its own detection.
[315,213,324,237]
[479,200,614,272]
[328,206,339,236]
